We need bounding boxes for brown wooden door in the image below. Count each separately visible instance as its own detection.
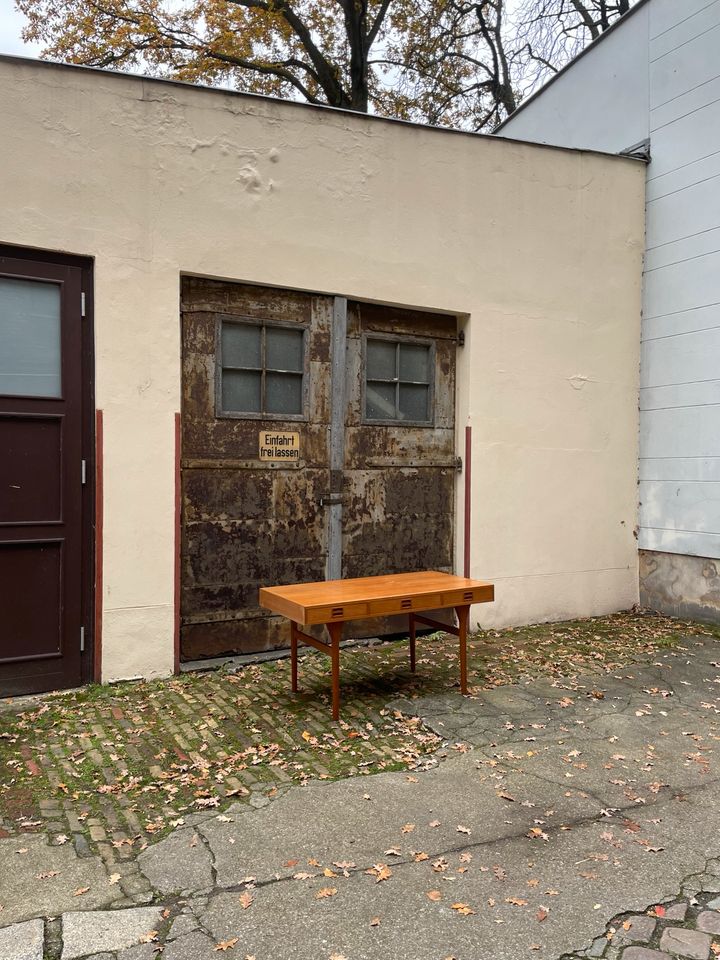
[180,278,457,661]
[0,254,88,695]
[180,278,332,659]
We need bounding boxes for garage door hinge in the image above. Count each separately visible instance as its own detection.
[81,459,87,485]
[455,456,463,473]
[81,292,86,317]
[80,626,85,652]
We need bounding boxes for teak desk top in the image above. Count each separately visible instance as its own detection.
[259,571,494,626]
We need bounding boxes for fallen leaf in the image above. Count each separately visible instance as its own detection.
[36,871,59,880]
[108,874,121,885]
[536,908,549,922]
[214,939,238,951]
[370,917,381,927]
[139,931,159,944]
[238,892,253,909]
[505,897,528,907]
[414,852,429,862]
[329,954,347,960]
[283,859,299,868]
[401,823,415,834]
[73,887,89,897]
[427,890,442,901]
[653,905,666,918]
[497,791,516,802]
[293,872,315,880]
[365,864,392,883]
[316,887,338,899]
[451,902,475,916]
[456,825,471,835]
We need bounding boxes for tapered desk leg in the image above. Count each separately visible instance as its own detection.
[455,605,470,695]
[409,614,416,672]
[328,621,342,721]
[290,621,299,693]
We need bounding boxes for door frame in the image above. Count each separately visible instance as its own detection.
[0,244,96,688]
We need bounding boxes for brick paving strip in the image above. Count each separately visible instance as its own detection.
[563,860,720,960]
[1,612,720,959]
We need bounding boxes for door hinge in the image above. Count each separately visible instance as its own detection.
[81,459,87,485]
[80,626,85,652]
[81,292,86,317]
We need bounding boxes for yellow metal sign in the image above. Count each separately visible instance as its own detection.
[259,430,300,462]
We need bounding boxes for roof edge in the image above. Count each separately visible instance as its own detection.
[0,51,644,164]
[496,0,651,132]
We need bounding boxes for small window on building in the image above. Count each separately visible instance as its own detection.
[365,337,433,423]
[219,319,305,417]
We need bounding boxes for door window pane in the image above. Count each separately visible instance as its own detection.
[399,383,429,421]
[219,319,305,416]
[366,381,396,420]
[365,337,432,423]
[222,369,261,412]
[266,327,303,372]
[222,322,261,368]
[366,340,396,380]
[399,344,429,383]
[0,278,61,398]
[266,372,303,414]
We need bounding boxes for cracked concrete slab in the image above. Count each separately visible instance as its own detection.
[61,907,164,960]
[0,834,121,925]
[137,829,214,895]
[184,636,720,959]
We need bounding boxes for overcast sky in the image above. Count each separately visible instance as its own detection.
[0,0,41,56]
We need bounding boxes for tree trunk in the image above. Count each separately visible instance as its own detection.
[345,0,370,111]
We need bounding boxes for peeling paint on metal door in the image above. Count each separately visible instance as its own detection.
[180,279,456,659]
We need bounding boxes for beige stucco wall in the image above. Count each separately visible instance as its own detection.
[0,57,645,681]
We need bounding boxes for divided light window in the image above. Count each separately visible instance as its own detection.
[364,337,433,424]
[219,319,305,417]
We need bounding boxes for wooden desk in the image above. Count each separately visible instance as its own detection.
[259,571,494,720]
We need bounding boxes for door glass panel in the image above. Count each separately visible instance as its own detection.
[399,344,430,382]
[222,322,261,368]
[399,383,429,421]
[266,372,303,414]
[366,381,396,419]
[222,369,261,412]
[266,327,303,372]
[367,340,396,380]
[0,278,61,397]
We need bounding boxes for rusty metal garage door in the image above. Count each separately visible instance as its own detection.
[180,278,457,660]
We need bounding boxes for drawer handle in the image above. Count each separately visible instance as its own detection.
[331,606,344,618]
[400,598,412,609]
[463,592,473,601]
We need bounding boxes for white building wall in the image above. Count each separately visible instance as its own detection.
[0,57,645,680]
[500,0,720,567]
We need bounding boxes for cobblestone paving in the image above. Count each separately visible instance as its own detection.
[565,858,720,960]
[0,617,719,959]
[0,612,699,883]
